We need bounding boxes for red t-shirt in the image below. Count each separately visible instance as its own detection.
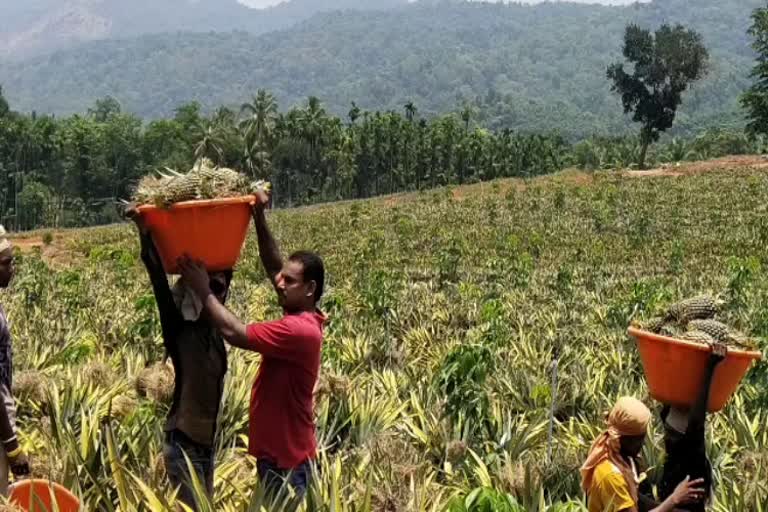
[245,310,325,469]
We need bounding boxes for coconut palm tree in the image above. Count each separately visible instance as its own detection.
[239,89,278,148]
[460,104,474,133]
[348,102,361,126]
[244,139,272,180]
[404,101,418,123]
[301,96,327,152]
[193,121,225,165]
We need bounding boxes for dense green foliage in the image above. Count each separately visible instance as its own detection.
[5,168,768,510]
[608,24,709,168]
[3,85,766,232]
[0,0,407,60]
[742,3,768,136]
[570,129,768,171]
[0,0,760,138]
[0,91,568,230]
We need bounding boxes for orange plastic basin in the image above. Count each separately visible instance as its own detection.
[628,326,762,412]
[137,196,255,274]
[9,479,80,512]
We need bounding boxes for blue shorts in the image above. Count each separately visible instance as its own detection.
[257,458,316,510]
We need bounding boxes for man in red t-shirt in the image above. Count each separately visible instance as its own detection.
[179,190,325,507]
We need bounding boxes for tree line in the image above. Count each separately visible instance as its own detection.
[5,0,768,232]
[0,90,567,231]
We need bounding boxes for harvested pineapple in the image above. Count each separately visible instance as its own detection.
[679,330,716,344]
[635,294,757,350]
[133,158,271,207]
[665,295,724,323]
[687,319,730,343]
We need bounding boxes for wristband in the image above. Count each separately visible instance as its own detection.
[6,446,22,459]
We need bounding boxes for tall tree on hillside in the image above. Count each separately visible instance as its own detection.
[742,5,768,136]
[348,102,361,126]
[193,121,225,165]
[460,104,473,134]
[239,91,278,178]
[174,102,204,141]
[213,106,237,128]
[302,96,327,152]
[240,90,278,146]
[607,24,709,169]
[0,86,9,118]
[88,96,122,122]
[404,101,418,123]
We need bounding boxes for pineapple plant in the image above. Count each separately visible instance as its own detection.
[2,163,767,510]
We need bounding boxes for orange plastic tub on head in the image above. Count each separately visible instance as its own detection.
[9,479,80,512]
[628,326,762,412]
[137,195,256,274]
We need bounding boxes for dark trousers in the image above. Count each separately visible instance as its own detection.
[163,430,214,510]
[257,458,315,511]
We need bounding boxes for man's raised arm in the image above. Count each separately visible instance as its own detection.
[688,342,727,434]
[178,256,249,348]
[252,191,283,285]
[125,205,180,341]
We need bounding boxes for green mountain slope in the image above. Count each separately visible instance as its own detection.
[0,0,760,138]
[0,0,407,60]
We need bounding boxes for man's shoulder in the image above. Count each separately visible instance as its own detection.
[283,312,324,340]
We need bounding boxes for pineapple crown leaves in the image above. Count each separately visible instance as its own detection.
[132,160,271,207]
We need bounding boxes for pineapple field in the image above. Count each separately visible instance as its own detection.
[4,165,768,511]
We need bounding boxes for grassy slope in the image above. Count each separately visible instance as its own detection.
[5,164,768,509]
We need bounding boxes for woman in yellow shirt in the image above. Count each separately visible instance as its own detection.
[581,396,705,512]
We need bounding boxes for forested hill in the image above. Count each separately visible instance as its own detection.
[0,0,408,60]
[0,0,761,139]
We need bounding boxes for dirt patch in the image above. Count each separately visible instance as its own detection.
[11,237,45,252]
[546,168,596,187]
[8,230,80,267]
[451,155,768,193]
[624,155,768,178]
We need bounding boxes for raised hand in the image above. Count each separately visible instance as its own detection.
[251,189,271,215]
[123,203,148,235]
[711,341,727,365]
[4,439,30,478]
[671,476,706,506]
[178,254,212,299]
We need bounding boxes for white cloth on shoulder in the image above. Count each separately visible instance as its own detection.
[665,406,689,434]
[171,277,203,322]
[0,226,10,253]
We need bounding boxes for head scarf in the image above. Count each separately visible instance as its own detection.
[580,396,651,505]
[0,226,10,253]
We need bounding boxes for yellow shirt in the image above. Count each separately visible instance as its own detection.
[587,460,636,512]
